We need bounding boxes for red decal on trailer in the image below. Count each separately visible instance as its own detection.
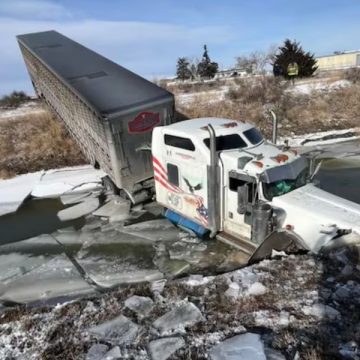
[128,112,160,134]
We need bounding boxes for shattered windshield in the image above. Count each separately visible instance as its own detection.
[262,168,308,200]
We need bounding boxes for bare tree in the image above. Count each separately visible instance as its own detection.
[235,44,278,74]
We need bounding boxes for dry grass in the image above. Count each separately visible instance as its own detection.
[0,111,86,179]
[176,76,360,138]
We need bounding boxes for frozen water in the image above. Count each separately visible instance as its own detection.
[246,282,267,296]
[86,344,108,360]
[153,302,204,335]
[209,333,266,360]
[149,337,185,360]
[93,197,130,219]
[225,282,240,300]
[124,295,154,317]
[121,219,179,242]
[88,315,140,344]
[302,303,341,320]
[0,254,93,303]
[57,197,100,221]
[31,165,105,198]
[264,347,286,360]
[0,171,43,216]
[60,192,92,205]
[103,346,122,359]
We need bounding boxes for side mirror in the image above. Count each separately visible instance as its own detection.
[237,184,249,214]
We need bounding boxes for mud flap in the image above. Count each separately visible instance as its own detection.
[248,229,308,264]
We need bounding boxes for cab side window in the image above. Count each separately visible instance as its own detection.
[164,134,195,151]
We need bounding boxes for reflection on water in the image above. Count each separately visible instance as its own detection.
[0,198,84,244]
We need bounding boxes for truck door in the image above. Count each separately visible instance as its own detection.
[223,172,257,240]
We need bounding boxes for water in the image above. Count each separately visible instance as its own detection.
[1,143,360,305]
[0,198,84,244]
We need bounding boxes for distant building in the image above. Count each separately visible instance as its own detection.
[215,67,249,78]
[316,50,360,71]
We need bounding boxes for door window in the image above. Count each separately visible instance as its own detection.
[229,175,258,204]
[167,163,179,186]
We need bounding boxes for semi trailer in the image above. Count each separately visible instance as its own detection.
[17,30,360,260]
[17,30,175,201]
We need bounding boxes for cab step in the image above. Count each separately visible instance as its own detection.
[216,232,257,256]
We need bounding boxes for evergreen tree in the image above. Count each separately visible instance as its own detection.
[197,45,218,79]
[176,57,192,80]
[273,39,317,78]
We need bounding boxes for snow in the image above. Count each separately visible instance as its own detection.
[0,171,43,216]
[288,79,351,95]
[282,128,360,147]
[0,101,46,121]
[183,274,215,287]
[31,165,106,198]
[176,86,230,106]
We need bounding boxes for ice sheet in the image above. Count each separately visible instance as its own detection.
[0,171,43,216]
[31,165,105,198]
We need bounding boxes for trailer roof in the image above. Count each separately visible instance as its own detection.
[17,30,174,118]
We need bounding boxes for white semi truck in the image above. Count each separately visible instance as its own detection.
[17,30,360,261]
[152,117,360,260]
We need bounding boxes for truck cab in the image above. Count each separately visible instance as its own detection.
[152,117,360,258]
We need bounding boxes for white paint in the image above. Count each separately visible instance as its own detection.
[272,183,360,252]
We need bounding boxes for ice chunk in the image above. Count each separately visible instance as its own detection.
[151,279,166,297]
[302,303,340,320]
[32,165,105,198]
[153,302,204,335]
[60,192,92,205]
[80,266,163,288]
[57,198,100,221]
[149,337,185,360]
[121,219,179,242]
[225,282,240,300]
[93,197,130,220]
[209,333,266,360]
[0,171,43,216]
[124,295,154,317]
[88,315,140,345]
[86,344,108,360]
[246,282,267,296]
[264,347,286,360]
[103,346,122,359]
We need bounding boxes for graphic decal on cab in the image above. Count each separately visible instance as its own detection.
[152,156,208,226]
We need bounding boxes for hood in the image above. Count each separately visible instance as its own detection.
[272,183,360,252]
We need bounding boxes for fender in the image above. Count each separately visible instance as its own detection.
[248,229,308,264]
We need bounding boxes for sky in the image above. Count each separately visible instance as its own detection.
[0,0,359,95]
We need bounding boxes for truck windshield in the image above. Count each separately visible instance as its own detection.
[262,168,308,200]
[243,127,263,145]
